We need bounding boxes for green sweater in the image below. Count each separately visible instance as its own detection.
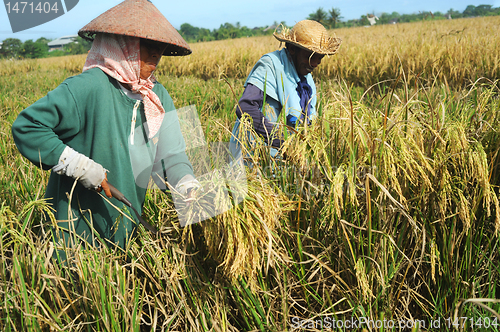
[12,68,194,249]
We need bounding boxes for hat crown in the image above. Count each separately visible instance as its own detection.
[291,20,328,47]
[274,20,342,55]
[79,0,191,56]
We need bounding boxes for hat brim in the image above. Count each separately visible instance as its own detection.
[79,31,191,57]
[274,32,342,56]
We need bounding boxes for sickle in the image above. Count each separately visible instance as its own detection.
[106,182,158,234]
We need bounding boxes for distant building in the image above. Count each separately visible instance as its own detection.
[264,24,277,32]
[47,35,78,52]
[389,18,398,24]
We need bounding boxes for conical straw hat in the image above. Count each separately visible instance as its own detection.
[78,0,191,56]
[273,20,341,55]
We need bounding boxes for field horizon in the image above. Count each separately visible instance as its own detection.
[1,16,500,331]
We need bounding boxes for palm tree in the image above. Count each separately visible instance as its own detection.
[328,7,342,28]
[308,8,328,25]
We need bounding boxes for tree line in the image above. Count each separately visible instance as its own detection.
[179,22,280,43]
[179,4,500,42]
[0,36,92,59]
[309,4,500,28]
[1,4,499,59]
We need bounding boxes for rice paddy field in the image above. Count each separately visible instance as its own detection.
[2,16,500,331]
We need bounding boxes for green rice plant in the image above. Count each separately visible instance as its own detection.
[263,72,500,325]
[2,29,500,331]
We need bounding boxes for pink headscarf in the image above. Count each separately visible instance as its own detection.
[83,33,165,138]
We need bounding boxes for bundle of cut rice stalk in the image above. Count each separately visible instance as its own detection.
[172,163,292,289]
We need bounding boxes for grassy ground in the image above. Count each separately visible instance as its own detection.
[1,17,500,331]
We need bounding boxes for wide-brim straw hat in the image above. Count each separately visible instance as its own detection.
[78,0,191,56]
[273,20,341,56]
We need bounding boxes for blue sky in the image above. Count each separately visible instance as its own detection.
[1,0,499,42]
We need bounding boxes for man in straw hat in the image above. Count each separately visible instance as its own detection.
[12,0,199,251]
[229,20,341,159]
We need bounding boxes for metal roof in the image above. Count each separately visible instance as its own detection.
[47,35,78,47]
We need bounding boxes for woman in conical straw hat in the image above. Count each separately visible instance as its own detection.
[229,20,341,159]
[12,0,199,251]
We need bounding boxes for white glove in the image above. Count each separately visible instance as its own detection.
[52,146,107,190]
[175,174,200,195]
